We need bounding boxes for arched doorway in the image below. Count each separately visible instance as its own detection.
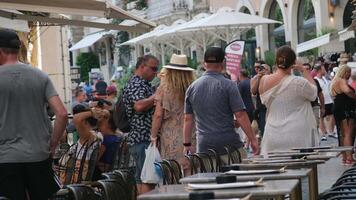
[268,0,285,51]
[343,0,356,53]
[297,0,316,43]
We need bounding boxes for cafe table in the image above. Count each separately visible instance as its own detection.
[245,153,338,162]
[229,160,325,200]
[180,169,311,200]
[138,179,300,200]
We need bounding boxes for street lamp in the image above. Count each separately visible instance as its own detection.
[255,46,261,60]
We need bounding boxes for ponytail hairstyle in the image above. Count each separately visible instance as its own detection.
[275,45,296,69]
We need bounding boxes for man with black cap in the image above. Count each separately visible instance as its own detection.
[183,47,260,161]
[0,29,68,199]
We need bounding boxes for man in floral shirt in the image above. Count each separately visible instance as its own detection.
[123,55,158,194]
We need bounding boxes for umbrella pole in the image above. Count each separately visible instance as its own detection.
[203,34,207,53]
[226,27,230,43]
[160,44,165,65]
[179,38,184,54]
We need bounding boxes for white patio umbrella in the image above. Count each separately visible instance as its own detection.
[182,7,281,31]
[119,24,168,46]
[140,19,187,45]
[154,13,211,52]
[179,7,281,43]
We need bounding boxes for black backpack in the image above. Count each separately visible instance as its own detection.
[113,93,131,133]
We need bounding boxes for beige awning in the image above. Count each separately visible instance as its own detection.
[0,9,29,32]
[0,0,155,32]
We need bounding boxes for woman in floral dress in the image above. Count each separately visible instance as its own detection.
[150,54,195,175]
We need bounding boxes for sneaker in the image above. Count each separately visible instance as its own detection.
[328,133,337,138]
[321,136,327,141]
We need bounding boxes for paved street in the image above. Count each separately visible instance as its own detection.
[318,136,352,193]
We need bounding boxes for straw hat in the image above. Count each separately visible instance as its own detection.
[163,54,194,71]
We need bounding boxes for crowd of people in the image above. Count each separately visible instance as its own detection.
[0,29,355,200]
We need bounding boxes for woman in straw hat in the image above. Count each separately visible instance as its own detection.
[150,54,196,175]
[330,64,356,164]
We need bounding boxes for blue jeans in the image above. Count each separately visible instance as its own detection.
[129,142,150,184]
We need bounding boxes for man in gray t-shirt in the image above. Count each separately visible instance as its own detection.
[0,30,68,200]
[183,47,259,156]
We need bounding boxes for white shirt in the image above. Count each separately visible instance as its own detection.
[315,76,333,104]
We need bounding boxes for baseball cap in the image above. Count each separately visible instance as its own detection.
[0,29,21,49]
[106,85,117,95]
[94,81,108,95]
[204,47,225,63]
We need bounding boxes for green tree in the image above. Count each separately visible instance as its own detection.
[264,50,276,67]
[117,67,134,93]
[76,52,100,82]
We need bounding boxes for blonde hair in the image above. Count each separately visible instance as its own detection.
[335,64,351,79]
[161,68,195,103]
[330,64,351,96]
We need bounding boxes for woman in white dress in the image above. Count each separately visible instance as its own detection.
[258,46,317,156]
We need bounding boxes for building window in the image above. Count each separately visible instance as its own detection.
[297,0,316,43]
[268,0,285,51]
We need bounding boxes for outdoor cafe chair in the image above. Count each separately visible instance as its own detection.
[319,191,356,200]
[319,184,356,199]
[156,161,175,185]
[107,169,137,199]
[208,148,222,172]
[333,177,356,187]
[185,154,199,175]
[97,179,128,200]
[193,153,215,173]
[224,145,242,165]
[101,171,124,181]
[65,184,101,200]
[165,159,183,184]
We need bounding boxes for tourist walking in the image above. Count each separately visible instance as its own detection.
[250,61,270,137]
[330,65,356,164]
[303,63,325,141]
[0,29,68,200]
[122,55,158,194]
[238,68,255,122]
[150,54,196,175]
[259,45,317,156]
[183,47,259,160]
[72,88,88,111]
[315,63,337,138]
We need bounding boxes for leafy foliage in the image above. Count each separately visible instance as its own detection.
[264,50,276,67]
[317,27,337,37]
[187,56,199,70]
[76,52,100,82]
[117,67,134,93]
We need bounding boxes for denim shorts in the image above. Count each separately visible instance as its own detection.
[129,142,150,184]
